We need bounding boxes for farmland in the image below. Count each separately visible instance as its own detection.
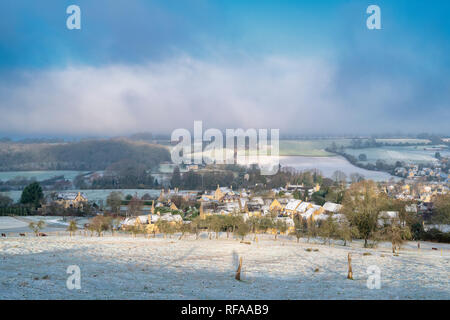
[278,139,351,157]
[343,145,450,165]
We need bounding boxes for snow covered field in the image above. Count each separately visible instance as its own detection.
[0,234,449,300]
[0,216,88,233]
[0,216,29,230]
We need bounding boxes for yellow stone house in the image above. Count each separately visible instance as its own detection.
[55,192,88,209]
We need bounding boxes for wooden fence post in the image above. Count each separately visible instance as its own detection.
[347,253,353,280]
[235,257,243,281]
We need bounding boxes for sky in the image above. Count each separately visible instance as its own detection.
[0,0,449,137]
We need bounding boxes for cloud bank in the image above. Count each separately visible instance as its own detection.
[0,55,448,136]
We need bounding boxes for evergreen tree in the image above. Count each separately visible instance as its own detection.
[20,182,44,208]
[171,166,181,188]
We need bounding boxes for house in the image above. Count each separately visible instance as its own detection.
[295,201,313,214]
[120,215,153,228]
[223,194,241,203]
[186,164,199,171]
[378,211,401,226]
[300,205,324,221]
[120,212,182,230]
[55,192,88,209]
[405,204,417,214]
[160,213,183,223]
[284,199,302,215]
[322,202,342,214]
[201,185,236,202]
[269,199,285,212]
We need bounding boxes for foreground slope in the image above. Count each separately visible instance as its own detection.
[0,234,448,299]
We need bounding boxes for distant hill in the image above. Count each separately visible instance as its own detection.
[0,139,170,171]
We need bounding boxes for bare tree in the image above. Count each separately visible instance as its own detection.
[67,220,78,236]
[318,215,339,245]
[28,220,45,236]
[127,194,142,217]
[291,215,306,243]
[235,220,250,241]
[106,191,124,215]
[274,220,288,241]
[89,216,110,237]
[332,170,347,185]
[379,217,412,254]
[190,217,203,240]
[178,222,191,240]
[342,180,389,248]
[433,194,450,225]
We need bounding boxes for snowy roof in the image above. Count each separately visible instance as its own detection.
[314,213,329,221]
[57,192,87,200]
[249,197,264,205]
[322,202,342,213]
[379,211,399,219]
[219,187,233,194]
[149,215,160,223]
[222,202,240,211]
[285,199,302,211]
[301,205,321,219]
[120,217,136,226]
[296,202,311,213]
[160,214,182,222]
[277,198,290,204]
[137,215,149,224]
[300,210,313,219]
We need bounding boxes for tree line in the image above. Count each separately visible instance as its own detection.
[0,139,170,171]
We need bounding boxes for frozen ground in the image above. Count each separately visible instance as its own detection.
[0,233,449,300]
[0,216,86,233]
[0,216,29,230]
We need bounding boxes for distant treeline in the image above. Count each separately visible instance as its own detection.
[0,139,170,171]
[169,164,330,191]
[74,160,160,189]
[334,137,439,150]
[0,206,32,216]
[0,175,72,192]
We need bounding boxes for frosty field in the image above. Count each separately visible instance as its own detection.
[0,233,449,300]
[343,146,450,165]
[280,156,394,181]
[0,170,87,182]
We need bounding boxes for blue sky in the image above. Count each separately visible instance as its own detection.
[0,0,449,136]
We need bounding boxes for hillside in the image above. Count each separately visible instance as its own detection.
[0,139,170,171]
[0,233,448,299]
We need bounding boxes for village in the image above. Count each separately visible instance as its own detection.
[2,0,450,305]
[1,177,449,300]
[27,169,448,246]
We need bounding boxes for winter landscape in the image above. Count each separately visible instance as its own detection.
[1,216,448,300]
[1,1,450,305]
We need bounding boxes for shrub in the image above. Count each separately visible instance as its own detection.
[67,220,78,236]
[28,220,45,236]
